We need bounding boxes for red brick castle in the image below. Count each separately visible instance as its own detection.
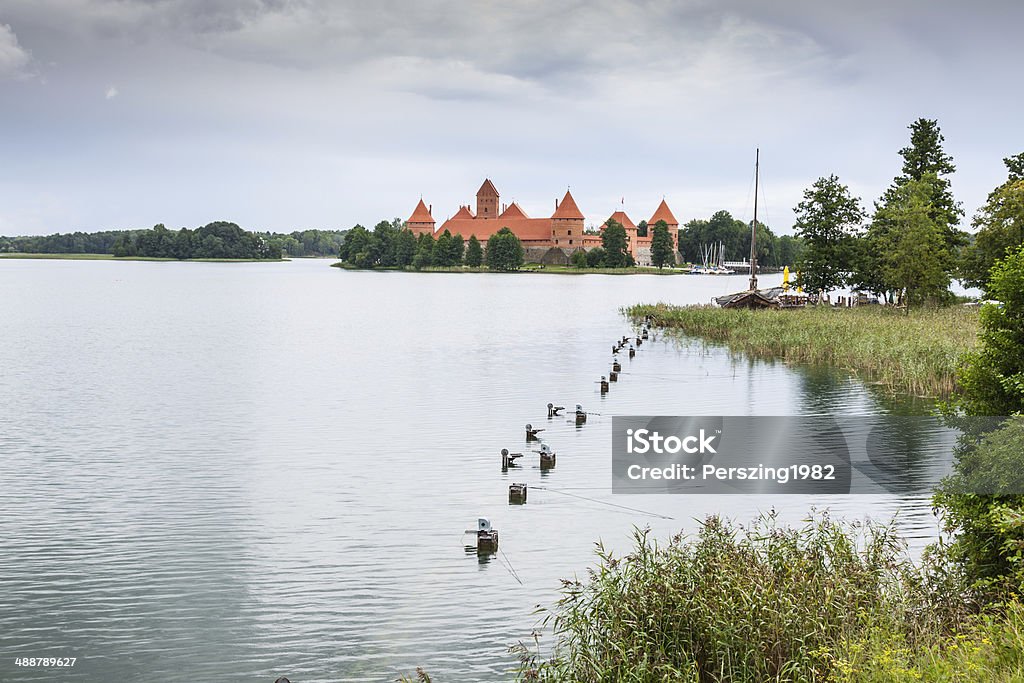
[407,179,679,265]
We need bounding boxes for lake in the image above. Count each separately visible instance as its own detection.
[0,258,947,682]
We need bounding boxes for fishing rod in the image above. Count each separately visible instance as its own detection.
[531,485,674,520]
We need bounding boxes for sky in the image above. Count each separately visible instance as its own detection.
[1,0,1022,236]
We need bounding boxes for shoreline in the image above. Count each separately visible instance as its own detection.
[0,253,288,262]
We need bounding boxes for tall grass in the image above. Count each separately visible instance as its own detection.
[627,304,979,398]
[512,513,1010,682]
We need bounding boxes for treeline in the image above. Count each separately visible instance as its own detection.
[337,220,523,271]
[793,117,1024,305]
[0,230,129,254]
[678,213,804,268]
[1,226,347,259]
[111,222,281,259]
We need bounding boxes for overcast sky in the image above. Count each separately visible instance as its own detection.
[1,0,1022,236]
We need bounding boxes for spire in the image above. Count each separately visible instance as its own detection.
[476,178,499,197]
[408,198,434,223]
[552,189,584,219]
[648,198,678,226]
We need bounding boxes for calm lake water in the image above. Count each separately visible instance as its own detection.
[0,258,946,682]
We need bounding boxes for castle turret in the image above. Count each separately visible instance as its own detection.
[648,199,680,262]
[551,190,584,248]
[407,199,435,236]
[476,178,499,219]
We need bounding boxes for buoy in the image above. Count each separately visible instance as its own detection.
[501,447,524,471]
[600,376,609,394]
[538,443,556,470]
[628,346,636,359]
[508,483,528,504]
[575,404,587,424]
[612,360,621,372]
[526,423,544,441]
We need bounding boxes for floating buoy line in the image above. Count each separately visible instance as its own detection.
[464,315,662,579]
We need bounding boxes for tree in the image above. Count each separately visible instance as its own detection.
[934,245,1024,595]
[433,229,455,266]
[636,219,648,238]
[449,233,465,265]
[875,176,950,307]
[412,232,435,270]
[650,220,674,268]
[394,229,417,268]
[961,155,1024,290]
[339,225,371,263]
[570,249,588,268]
[883,118,966,258]
[485,227,524,271]
[792,175,865,294]
[601,220,633,267]
[776,235,804,267]
[586,247,606,268]
[465,235,483,267]
[373,220,400,267]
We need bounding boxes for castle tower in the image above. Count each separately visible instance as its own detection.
[648,199,680,263]
[551,189,585,248]
[476,178,499,219]
[407,199,435,236]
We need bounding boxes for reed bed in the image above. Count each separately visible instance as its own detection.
[512,514,1022,682]
[626,304,979,398]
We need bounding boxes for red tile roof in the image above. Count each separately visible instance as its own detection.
[451,205,475,219]
[439,217,553,242]
[552,190,584,219]
[477,178,499,197]
[408,199,434,223]
[649,199,679,226]
[606,210,637,231]
[499,202,529,219]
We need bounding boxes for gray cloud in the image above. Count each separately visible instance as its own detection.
[0,1,1022,234]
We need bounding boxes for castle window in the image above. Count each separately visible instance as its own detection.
[569,239,573,245]
[568,230,572,235]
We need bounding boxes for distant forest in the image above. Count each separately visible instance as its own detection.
[0,224,349,259]
[677,211,804,268]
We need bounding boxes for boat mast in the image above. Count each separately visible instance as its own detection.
[749,148,759,291]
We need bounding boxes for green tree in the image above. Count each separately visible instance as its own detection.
[339,225,371,263]
[570,249,589,268]
[636,219,648,238]
[412,232,435,270]
[394,229,417,268]
[875,176,951,307]
[883,118,966,257]
[464,235,483,267]
[650,220,674,268]
[373,220,400,267]
[586,247,606,268]
[449,233,465,265]
[601,220,633,267]
[776,235,805,267]
[935,245,1024,596]
[961,154,1024,290]
[433,229,455,266]
[793,175,865,294]
[485,227,524,271]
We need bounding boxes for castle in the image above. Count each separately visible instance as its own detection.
[406,179,679,266]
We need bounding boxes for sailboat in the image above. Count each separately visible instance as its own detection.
[714,150,804,308]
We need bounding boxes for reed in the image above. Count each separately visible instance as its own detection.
[626,304,979,397]
[512,513,1018,682]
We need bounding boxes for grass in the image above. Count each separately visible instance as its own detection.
[511,513,1024,682]
[0,252,285,262]
[626,303,979,398]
